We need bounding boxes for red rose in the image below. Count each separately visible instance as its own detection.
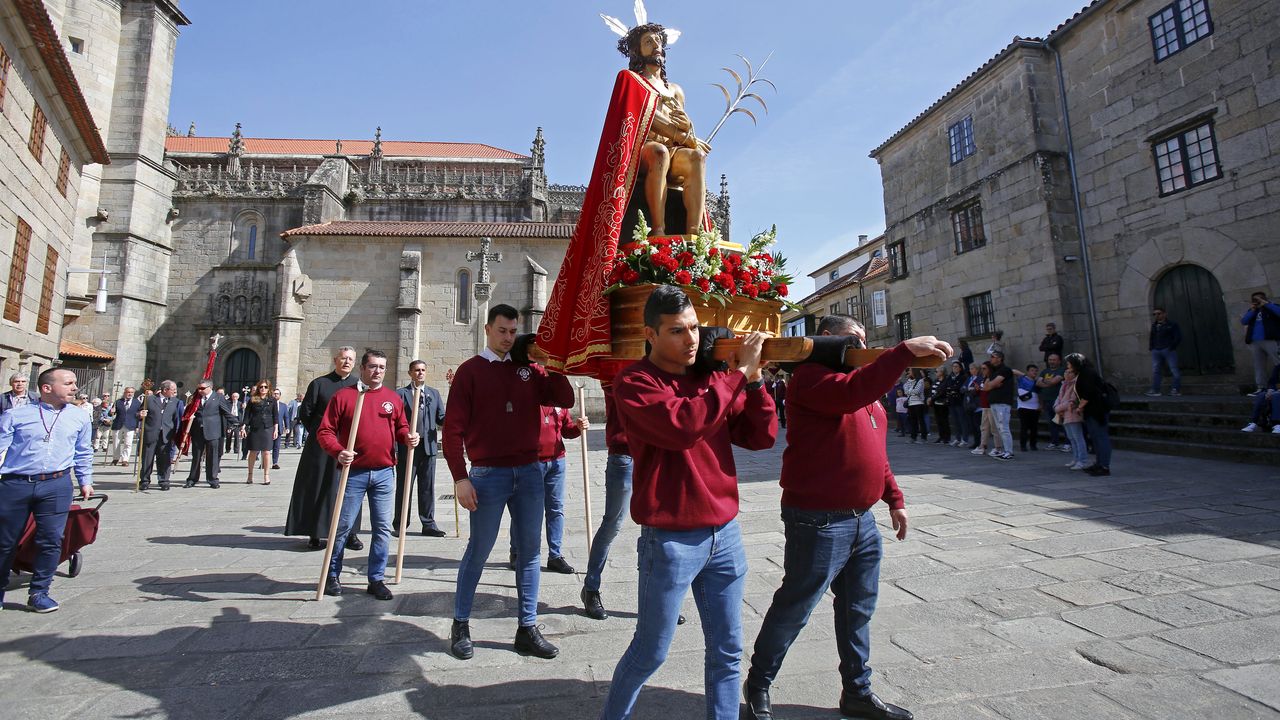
[758,281,771,293]
[744,284,759,298]
[696,277,711,292]
[677,252,696,267]
[675,270,693,285]
[778,284,789,297]
[709,247,720,257]
[737,269,754,283]
[622,269,640,284]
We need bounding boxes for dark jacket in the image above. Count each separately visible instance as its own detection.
[1241,302,1280,344]
[1149,320,1182,351]
[397,383,445,456]
[191,393,241,439]
[1074,368,1109,423]
[276,400,291,434]
[0,390,39,414]
[110,396,144,430]
[142,394,183,444]
[1039,333,1065,361]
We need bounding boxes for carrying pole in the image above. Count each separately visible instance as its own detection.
[392,385,422,584]
[315,388,367,601]
[576,383,594,556]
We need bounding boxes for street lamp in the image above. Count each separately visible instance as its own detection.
[66,267,113,313]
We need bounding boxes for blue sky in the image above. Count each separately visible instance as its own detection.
[170,0,1086,294]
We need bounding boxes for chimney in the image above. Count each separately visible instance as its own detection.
[858,234,868,245]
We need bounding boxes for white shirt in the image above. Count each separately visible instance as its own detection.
[479,347,511,363]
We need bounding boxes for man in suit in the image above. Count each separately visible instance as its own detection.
[271,388,290,470]
[393,360,447,537]
[288,392,306,447]
[185,381,240,489]
[138,380,183,491]
[0,374,39,414]
[225,391,244,457]
[109,386,143,466]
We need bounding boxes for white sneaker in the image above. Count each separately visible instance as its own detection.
[1169,389,1181,396]
[1069,462,1087,470]
[1046,443,1058,450]
[1065,461,1076,468]
[970,447,986,456]
[1060,444,1072,453]
[1241,423,1259,432]
[1246,390,1262,398]
[996,452,1014,461]
[1272,425,1280,434]
[988,448,1002,457]
[1143,391,1161,397]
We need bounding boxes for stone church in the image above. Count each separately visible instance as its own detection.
[39,0,731,400]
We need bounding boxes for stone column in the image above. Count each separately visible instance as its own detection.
[396,249,423,377]
[273,243,309,396]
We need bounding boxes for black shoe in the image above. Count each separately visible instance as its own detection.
[421,527,447,537]
[345,535,363,551]
[307,537,322,550]
[1085,466,1111,476]
[324,577,342,596]
[450,620,473,660]
[744,682,774,720]
[677,614,686,625]
[581,588,608,620]
[546,556,575,574]
[271,464,280,470]
[509,551,517,571]
[183,480,195,489]
[209,481,220,489]
[389,526,400,538]
[159,484,170,491]
[514,624,559,659]
[139,482,150,491]
[367,581,393,601]
[839,691,913,720]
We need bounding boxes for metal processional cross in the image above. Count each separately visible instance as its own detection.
[466,236,503,353]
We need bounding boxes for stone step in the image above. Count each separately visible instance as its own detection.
[1109,434,1280,466]
[1109,409,1254,429]
[1118,394,1260,416]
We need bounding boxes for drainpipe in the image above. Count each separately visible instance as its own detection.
[1048,41,1104,373]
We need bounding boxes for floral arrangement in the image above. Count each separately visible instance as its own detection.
[606,213,795,305]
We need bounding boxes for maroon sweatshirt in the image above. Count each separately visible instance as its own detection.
[615,357,777,530]
[602,382,630,456]
[538,406,582,461]
[781,343,914,511]
[317,384,411,470]
[443,356,574,480]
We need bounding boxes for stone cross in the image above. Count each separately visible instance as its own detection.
[466,237,503,353]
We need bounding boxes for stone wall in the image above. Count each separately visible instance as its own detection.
[0,11,89,379]
[1055,0,1280,388]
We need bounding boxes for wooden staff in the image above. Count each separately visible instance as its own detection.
[576,383,594,556]
[315,387,367,601]
[527,337,945,368]
[392,384,422,584]
[132,413,146,493]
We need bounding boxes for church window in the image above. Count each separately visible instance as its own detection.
[29,104,47,162]
[68,37,84,54]
[888,239,908,279]
[948,116,975,164]
[5,219,32,323]
[1153,120,1220,196]
[56,149,71,196]
[36,245,58,335]
[231,211,265,262]
[1149,0,1212,62]
[964,292,995,337]
[895,312,912,343]
[247,225,257,259]
[456,269,471,323]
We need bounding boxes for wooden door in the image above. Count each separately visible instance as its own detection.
[1153,265,1234,374]
[223,348,262,396]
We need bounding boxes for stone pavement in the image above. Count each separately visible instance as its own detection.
[2,434,1279,720]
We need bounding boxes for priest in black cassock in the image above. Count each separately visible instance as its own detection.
[285,345,363,549]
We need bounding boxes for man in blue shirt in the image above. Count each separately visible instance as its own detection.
[0,368,94,613]
[1242,291,1280,396]
[1146,308,1183,397]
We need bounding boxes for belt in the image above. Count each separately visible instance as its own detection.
[2,468,72,482]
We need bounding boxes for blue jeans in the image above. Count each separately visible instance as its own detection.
[327,466,394,582]
[1250,391,1280,424]
[455,462,544,626]
[601,520,746,720]
[1150,348,1181,392]
[948,404,967,443]
[1064,422,1089,465]
[585,453,633,592]
[0,475,74,597]
[1043,406,1064,445]
[1085,415,1112,469]
[512,458,567,559]
[747,507,882,697]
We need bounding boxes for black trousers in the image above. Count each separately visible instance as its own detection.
[187,431,222,485]
[907,404,928,440]
[393,447,438,530]
[932,404,951,442]
[1018,408,1041,450]
[140,436,174,486]
[224,431,241,455]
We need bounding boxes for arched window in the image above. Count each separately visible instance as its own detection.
[230,210,265,262]
[456,269,471,324]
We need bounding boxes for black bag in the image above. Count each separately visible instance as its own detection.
[1102,381,1121,412]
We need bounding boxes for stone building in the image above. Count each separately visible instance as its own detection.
[783,234,887,338]
[863,0,1279,389]
[0,0,110,383]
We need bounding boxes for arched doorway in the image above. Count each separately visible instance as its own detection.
[1153,265,1234,375]
[223,348,261,396]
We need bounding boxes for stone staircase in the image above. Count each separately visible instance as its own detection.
[1108,394,1280,466]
